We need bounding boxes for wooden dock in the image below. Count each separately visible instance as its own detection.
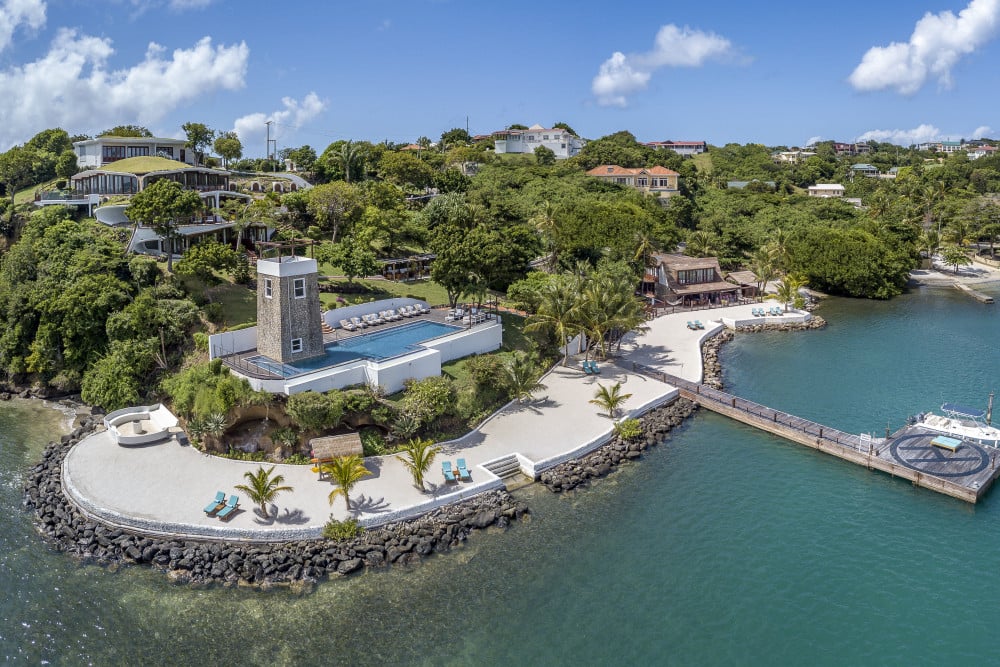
[628,362,1000,503]
[954,282,994,303]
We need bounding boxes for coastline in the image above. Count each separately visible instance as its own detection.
[22,304,823,588]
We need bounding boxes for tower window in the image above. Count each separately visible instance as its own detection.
[264,278,273,298]
[293,278,305,299]
[290,338,303,353]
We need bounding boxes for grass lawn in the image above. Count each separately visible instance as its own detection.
[14,179,58,205]
[319,277,452,309]
[691,152,713,175]
[207,283,257,327]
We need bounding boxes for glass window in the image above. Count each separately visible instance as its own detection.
[264,278,273,298]
[291,338,303,353]
[293,278,306,299]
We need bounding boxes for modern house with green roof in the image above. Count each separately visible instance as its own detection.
[73,135,194,168]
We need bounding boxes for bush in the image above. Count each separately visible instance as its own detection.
[161,360,253,420]
[283,453,312,465]
[286,390,343,432]
[220,449,269,462]
[128,256,159,287]
[322,517,364,540]
[360,427,387,456]
[193,332,209,352]
[614,418,643,441]
[400,376,455,426]
[203,302,223,322]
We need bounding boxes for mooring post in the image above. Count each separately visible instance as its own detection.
[732,397,736,407]
[819,427,823,439]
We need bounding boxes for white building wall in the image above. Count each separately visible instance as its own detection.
[209,327,260,360]
[423,320,502,362]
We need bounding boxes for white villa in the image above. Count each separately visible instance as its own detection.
[491,125,585,159]
[807,183,845,198]
[643,140,707,156]
[73,136,196,169]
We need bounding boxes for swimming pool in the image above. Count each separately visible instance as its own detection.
[245,320,463,378]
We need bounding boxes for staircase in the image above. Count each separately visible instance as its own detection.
[481,454,523,480]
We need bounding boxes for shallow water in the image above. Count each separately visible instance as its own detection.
[2,285,999,665]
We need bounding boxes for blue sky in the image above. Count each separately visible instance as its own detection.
[2,0,999,152]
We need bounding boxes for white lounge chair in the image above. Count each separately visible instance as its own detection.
[416,303,431,314]
[351,316,367,329]
[340,319,357,332]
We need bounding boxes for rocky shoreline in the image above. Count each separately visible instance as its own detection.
[23,419,527,589]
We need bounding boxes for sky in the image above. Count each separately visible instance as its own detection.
[2,0,1000,153]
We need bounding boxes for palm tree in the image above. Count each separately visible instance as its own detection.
[504,352,547,404]
[525,275,582,366]
[589,382,633,420]
[530,200,561,271]
[338,140,363,183]
[747,245,778,302]
[395,438,440,491]
[202,412,228,450]
[769,275,808,313]
[919,229,942,260]
[234,465,293,519]
[685,230,719,258]
[324,455,371,510]
[633,231,658,271]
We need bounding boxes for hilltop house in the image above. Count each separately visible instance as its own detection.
[651,253,740,306]
[773,150,816,164]
[491,125,585,159]
[586,164,680,198]
[850,163,880,178]
[73,136,195,169]
[807,183,845,198]
[644,140,707,156]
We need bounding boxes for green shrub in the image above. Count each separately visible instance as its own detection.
[283,453,312,465]
[193,332,209,352]
[400,376,454,426]
[226,321,257,331]
[203,302,223,322]
[360,427,387,456]
[220,448,269,462]
[286,391,343,432]
[614,418,643,441]
[322,517,364,540]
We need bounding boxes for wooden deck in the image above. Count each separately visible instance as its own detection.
[626,361,1000,503]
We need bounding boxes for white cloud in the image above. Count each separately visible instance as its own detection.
[592,24,733,107]
[849,0,1000,94]
[0,30,248,149]
[855,123,994,145]
[0,0,45,53]
[805,135,824,147]
[231,92,328,153]
[168,0,213,8]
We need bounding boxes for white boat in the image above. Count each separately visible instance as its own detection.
[911,402,1000,446]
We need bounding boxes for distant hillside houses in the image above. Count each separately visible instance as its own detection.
[586,164,680,199]
[491,124,585,159]
[773,150,815,164]
[642,140,707,156]
[915,140,998,159]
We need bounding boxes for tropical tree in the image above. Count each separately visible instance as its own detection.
[124,179,203,272]
[589,382,633,420]
[525,275,581,366]
[940,245,972,274]
[0,145,34,227]
[685,229,720,258]
[213,131,243,168]
[324,455,371,510]
[747,245,778,301]
[530,200,561,271]
[337,140,364,183]
[918,229,942,260]
[769,275,808,312]
[182,122,215,164]
[202,412,228,450]
[307,181,362,242]
[395,437,440,491]
[504,351,546,404]
[235,465,293,519]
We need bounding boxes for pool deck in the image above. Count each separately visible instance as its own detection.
[61,304,795,541]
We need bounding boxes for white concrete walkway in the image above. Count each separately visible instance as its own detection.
[61,302,808,540]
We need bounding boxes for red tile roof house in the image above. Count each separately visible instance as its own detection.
[650,253,741,307]
[585,164,680,199]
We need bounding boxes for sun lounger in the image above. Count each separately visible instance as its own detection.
[400,306,414,317]
[203,491,226,514]
[351,316,367,328]
[585,360,600,374]
[340,319,357,332]
[416,303,430,314]
[693,320,704,329]
[442,461,457,483]
[215,495,240,520]
[386,309,401,320]
[582,361,593,374]
[456,458,471,481]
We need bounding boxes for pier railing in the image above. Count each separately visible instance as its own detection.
[626,360,863,450]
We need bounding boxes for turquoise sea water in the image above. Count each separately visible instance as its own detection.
[2,284,999,665]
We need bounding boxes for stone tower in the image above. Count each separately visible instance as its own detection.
[256,255,325,363]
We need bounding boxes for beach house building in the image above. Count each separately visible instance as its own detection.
[491,125,585,159]
[651,254,740,307]
[586,165,680,198]
[644,140,707,156]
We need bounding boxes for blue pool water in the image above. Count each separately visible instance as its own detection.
[247,320,462,377]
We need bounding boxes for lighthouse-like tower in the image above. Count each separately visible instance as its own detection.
[256,251,324,363]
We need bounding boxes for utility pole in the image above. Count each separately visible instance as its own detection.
[265,120,272,167]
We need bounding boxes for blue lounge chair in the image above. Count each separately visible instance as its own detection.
[582,361,593,374]
[203,491,226,514]
[694,320,704,329]
[442,461,457,483]
[456,458,472,481]
[589,361,601,374]
[215,495,239,520]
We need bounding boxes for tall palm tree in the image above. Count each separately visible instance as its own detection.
[235,465,293,519]
[747,245,778,302]
[338,141,362,183]
[769,275,808,313]
[633,231,658,270]
[395,438,440,491]
[504,351,547,404]
[324,455,371,510]
[525,275,582,366]
[589,382,633,420]
[685,230,719,258]
[530,200,561,271]
[918,229,942,260]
